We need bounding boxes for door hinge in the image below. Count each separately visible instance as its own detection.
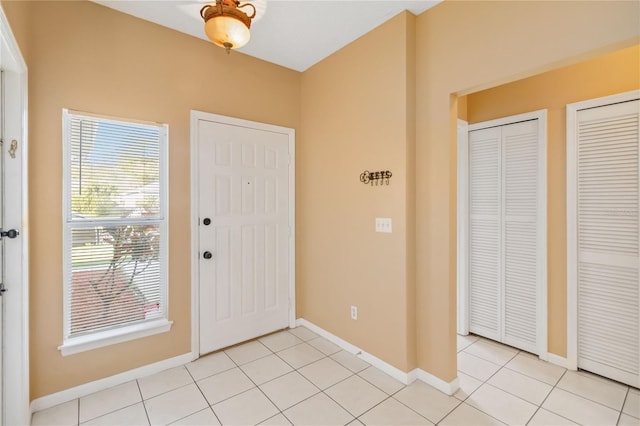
[0,283,7,293]
[9,140,18,159]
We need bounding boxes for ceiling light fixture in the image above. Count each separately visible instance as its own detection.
[200,0,256,54]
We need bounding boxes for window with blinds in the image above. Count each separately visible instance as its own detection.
[61,110,169,353]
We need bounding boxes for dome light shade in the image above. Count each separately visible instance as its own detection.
[200,0,256,53]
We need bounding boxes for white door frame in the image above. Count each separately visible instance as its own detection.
[0,5,29,425]
[190,110,295,358]
[457,119,469,336]
[458,110,547,358]
[566,89,640,371]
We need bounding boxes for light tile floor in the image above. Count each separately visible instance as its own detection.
[32,327,640,425]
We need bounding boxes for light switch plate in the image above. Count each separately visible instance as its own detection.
[375,218,392,233]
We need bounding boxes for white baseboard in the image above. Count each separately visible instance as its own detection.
[415,369,459,396]
[30,352,195,413]
[295,318,459,395]
[547,353,573,370]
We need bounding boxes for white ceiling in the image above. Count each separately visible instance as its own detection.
[92,0,442,72]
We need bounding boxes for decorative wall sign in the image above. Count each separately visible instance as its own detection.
[360,170,392,186]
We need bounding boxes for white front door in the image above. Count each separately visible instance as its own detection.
[196,115,293,354]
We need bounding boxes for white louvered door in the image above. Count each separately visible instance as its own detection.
[469,127,501,341]
[575,99,639,387]
[502,120,540,353]
[468,116,544,355]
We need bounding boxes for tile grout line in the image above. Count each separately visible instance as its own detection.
[253,365,323,418]
[430,396,464,425]
[356,366,407,397]
[382,396,435,425]
[453,366,511,424]
[462,336,637,426]
[134,379,152,426]
[196,332,377,424]
[458,346,544,424]
[222,342,287,424]
[185,364,225,425]
[616,387,630,426]
[281,350,373,423]
[323,372,410,423]
[270,341,327,372]
[77,382,145,425]
[299,364,365,421]
[553,376,631,414]
[275,347,406,423]
[230,334,355,424]
[353,395,394,424]
[524,368,569,426]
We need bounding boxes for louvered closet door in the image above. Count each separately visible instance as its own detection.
[469,119,541,353]
[502,120,540,354]
[469,127,502,341]
[576,99,640,387]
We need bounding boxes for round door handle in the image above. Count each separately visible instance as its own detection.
[203,218,211,226]
[203,251,213,260]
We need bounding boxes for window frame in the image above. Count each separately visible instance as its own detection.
[59,109,171,356]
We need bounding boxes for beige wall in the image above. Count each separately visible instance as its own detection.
[3,0,300,399]
[415,0,640,380]
[466,45,640,357]
[298,12,417,371]
[4,0,640,401]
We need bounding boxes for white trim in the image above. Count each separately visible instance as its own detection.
[456,119,469,336]
[58,319,173,356]
[287,131,296,329]
[547,353,572,370]
[189,112,199,360]
[468,110,546,131]
[60,110,171,356]
[566,90,640,373]
[296,318,367,358]
[295,318,460,395]
[0,4,29,425]
[537,110,548,361]
[190,110,296,357]
[296,318,410,384]
[415,369,460,396]
[462,110,548,358]
[30,352,193,413]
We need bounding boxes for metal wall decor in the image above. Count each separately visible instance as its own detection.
[360,170,392,186]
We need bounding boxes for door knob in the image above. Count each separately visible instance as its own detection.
[0,229,19,239]
[203,218,211,226]
[203,251,213,259]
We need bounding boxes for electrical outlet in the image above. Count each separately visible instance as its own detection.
[350,305,358,320]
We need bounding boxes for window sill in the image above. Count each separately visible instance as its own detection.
[58,318,173,356]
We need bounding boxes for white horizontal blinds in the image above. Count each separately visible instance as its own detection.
[66,112,165,338]
[69,116,161,219]
[577,100,639,386]
[502,120,538,352]
[469,126,501,340]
